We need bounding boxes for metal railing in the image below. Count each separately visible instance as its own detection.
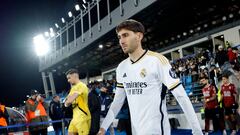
[166,74,204,113]
[0,119,71,135]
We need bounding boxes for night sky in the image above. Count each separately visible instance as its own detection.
[0,0,76,106]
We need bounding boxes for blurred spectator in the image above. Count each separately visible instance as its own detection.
[215,45,228,67]
[199,56,207,66]
[209,65,221,91]
[0,102,9,135]
[25,90,48,135]
[237,48,240,65]
[225,41,231,48]
[99,85,114,135]
[227,47,237,64]
[232,48,238,62]
[49,95,64,135]
[221,74,238,135]
[88,84,101,135]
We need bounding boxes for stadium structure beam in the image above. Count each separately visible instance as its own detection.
[39,0,157,72]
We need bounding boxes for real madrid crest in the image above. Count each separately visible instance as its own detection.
[140,68,147,78]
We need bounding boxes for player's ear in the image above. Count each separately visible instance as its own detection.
[74,73,79,78]
[137,32,143,41]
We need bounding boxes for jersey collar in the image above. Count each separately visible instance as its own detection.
[130,50,148,64]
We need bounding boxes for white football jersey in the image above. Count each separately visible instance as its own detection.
[101,50,202,135]
[116,50,180,135]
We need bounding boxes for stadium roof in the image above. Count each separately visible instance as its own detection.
[45,0,240,78]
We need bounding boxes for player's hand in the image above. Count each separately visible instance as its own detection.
[64,102,68,107]
[97,128,106,135]
[36,95,42,102]
[205,98,210,103]
[203,101,206,108]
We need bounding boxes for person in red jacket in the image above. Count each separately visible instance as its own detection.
[221,74,238,135]
[227,47,237,63]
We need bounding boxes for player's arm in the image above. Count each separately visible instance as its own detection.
[157,54,203,135]
[64,85,83,107]
[64,93,79,107]
[98,83,126,135]
[171,85,203,135]
[232,85,238,103]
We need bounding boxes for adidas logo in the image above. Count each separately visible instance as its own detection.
[123,73,127,77]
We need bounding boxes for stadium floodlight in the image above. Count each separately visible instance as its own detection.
[189,29,194,33]
[50,32,55,37]
[50,27,54,32]
[49,27,55,37]
[44,32,49,37]
[197,27,201,31]
[33,34,50,56]
[212,21,216,25]
[229,14,233,18]
[82,0,86,4]
[204,24,208,28]
[82,4,86,9]
[183,32,187,36]
[222,16,227,21]
[61,17,65,23]
[55,23,59,28]
[98,44,103,49]
[68,11,73,17]
[75,4,80,11]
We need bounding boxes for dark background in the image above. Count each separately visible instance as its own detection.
[0,0,76,106]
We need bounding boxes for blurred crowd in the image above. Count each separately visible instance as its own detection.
[170,44,240,134]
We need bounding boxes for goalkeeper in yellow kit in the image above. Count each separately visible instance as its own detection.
[64,69,91,135]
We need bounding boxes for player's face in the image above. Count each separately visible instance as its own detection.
[200,78,207,85]
[66,74,77,85]
[100,87,107,93]
[31,94,37,100]
[54,96,60,102]
[117,29,141,54]
[222,77,228,84]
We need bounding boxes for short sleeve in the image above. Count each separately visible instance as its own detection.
[71,83,84,95]
[156,54,180,90]
[116,65,124,89]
